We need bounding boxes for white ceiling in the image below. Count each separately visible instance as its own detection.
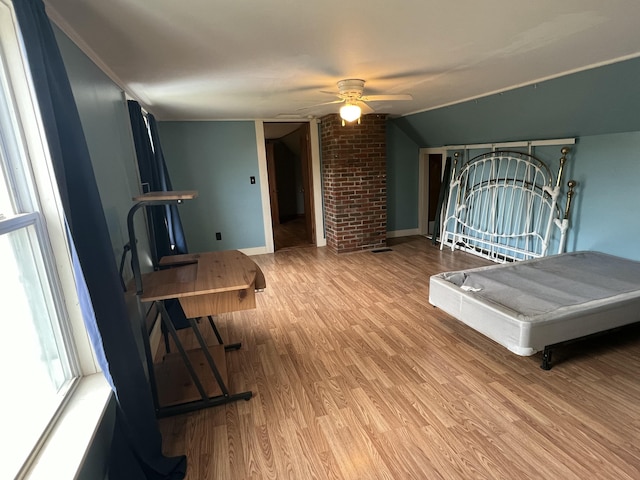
[46,0,640,121]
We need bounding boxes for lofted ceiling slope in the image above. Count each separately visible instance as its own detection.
[45,0,640,121]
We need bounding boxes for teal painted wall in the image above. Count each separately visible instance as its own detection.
[57,22,153,389]
[568,132,640,259]
[387,121,420,231]
[158,121,265,252]
[55,26,154,479]
[392,56,640,147]
[386,57,640,259]
[53,26,151,277]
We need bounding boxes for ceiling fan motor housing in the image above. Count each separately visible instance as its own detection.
[337,79,365,101]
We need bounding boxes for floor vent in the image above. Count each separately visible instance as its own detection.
[371,248,393,253]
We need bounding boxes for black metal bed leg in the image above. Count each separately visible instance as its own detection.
[541,346,552,370]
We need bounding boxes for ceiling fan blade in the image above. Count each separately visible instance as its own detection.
[296,99,344,111]
[359,101,375,114]
[360,94,413,101]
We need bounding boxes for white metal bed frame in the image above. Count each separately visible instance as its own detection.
[429,146,640,370]
[440,147,576,262]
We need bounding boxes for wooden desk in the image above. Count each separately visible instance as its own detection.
[137,250,265,416]
[142,250,265,317]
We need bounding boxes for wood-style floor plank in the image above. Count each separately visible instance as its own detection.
[159,237,640,479]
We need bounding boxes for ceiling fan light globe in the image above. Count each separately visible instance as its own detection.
[340,104,361,123]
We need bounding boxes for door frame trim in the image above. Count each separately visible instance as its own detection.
[255,120,325,254]
[255,122,274,253]
[418,147,447,236]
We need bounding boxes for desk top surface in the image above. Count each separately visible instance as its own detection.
[139,250,261,302]
[132,190,198,202]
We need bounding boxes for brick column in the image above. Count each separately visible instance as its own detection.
[321,114,387,253]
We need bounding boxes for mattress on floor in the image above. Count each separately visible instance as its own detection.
[428,251,640,356]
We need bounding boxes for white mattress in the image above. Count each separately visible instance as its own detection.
[429,251,640,356]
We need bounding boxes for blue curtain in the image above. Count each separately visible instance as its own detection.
[12,0,186,478]
[127,101,188,261]
[148,113,188,256]
[127,101,190,330]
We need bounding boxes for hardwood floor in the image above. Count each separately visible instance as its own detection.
[158,236,640,479]
[273,216,312,251]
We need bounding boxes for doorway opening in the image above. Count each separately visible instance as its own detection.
[419,148,446,240]
[264,122,316,250]
[427,153,443,237]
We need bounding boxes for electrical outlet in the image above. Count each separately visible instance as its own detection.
[216,232,222,240]
[250,176,256,184]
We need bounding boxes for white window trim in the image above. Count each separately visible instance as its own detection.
[0,1,96,374]
[24,374,112,479]
[1,1,113,478]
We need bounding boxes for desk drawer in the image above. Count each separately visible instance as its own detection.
[179,284,256,317]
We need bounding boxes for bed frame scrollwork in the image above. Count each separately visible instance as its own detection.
[439,147,577,262]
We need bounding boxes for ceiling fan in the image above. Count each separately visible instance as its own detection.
[303,79,413,125]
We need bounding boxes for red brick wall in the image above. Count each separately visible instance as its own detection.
[321,114,387,253]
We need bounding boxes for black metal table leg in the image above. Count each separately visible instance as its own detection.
[207,315,241,350]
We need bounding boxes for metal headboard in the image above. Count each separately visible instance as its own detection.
[439,148,576,262]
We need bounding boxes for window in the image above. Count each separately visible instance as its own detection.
[0,2,103,478]
[0,218,77,477]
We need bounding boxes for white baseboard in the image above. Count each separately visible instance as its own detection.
[387,228,420,238]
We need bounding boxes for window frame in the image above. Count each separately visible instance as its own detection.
[0,1,111,478]
[0,0,97,375]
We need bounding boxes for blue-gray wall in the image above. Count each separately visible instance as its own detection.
[57,23,157,368]
[387,121,419,231]
[158,121,265,252]
[53,27,151,276]
[55,26,149,479]
[569,132,640,257]
[388,56,640,259]
[392,57,640,147]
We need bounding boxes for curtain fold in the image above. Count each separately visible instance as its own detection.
[12,0,186,478]
[127,102,169,266]
[147,113,188,255]
[127,101,190,330]
[127,101,188,260]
